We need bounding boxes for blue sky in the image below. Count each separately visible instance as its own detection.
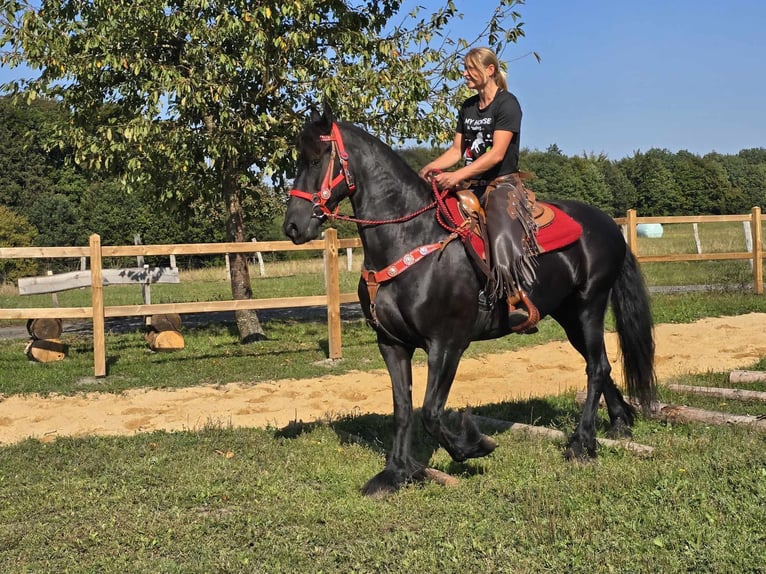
[421,0,766,159]
[2,1,764,160]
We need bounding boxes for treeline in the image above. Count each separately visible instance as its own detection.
[400,143,766,218]
[2,97,766,281]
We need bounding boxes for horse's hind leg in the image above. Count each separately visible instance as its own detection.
[556,302,632,459]
[362,340,421,497]
[420,343,498,463]
[602,380,635,439]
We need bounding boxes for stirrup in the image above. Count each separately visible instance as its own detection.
[508,290,540,334]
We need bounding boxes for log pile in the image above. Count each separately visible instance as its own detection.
[144,313,185,351]
[24,318,68,362]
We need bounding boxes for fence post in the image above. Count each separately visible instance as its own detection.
[89,234,107,377]
[626,209,638,255]
[751,206,763,294]
[324,228,342,359]
[251,238,266,277]
[135,234,152,326]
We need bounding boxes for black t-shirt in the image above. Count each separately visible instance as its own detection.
[456,90,522,179]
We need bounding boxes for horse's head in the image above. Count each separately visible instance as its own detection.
[283,104,356,244]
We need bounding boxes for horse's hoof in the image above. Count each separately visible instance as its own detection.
[477,435,499,457]
[605,419,633,440]
[361,471,401,498]
[564,438,597,461]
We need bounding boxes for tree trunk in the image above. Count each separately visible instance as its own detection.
[222,163,266,343]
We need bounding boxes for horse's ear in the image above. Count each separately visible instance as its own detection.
[310,101,333,134]
[322,101,335,125]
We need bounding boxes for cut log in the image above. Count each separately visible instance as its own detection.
[574,390,766,430]
[470,414,655,456]
[25,338,68,362]
[422,468,460,487]
[729,370,766,384]
[26,318,63,340]
[666,384,766,402]
[145,329,185,351]
[653,403,766,430]
[149,313,182,332]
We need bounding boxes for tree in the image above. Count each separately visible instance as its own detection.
[0,205,39,283]
[596,157,637,217]
[1,0,529,342]
[715,151,766,214]
[619,150,683,216]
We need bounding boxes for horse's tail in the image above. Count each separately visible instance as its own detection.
[611,249,657,411]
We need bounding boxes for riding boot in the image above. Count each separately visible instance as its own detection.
[483,176,541,333]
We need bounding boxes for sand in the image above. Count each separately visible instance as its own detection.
[1,313,764,446]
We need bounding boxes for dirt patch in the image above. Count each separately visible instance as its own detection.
[1,313,765,446]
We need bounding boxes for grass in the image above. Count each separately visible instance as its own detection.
[2,250,766,571]
[0,389,764,573]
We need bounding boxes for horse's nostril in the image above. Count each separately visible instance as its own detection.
[284,222,299,241]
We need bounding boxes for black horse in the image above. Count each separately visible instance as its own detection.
[284,106,657,496]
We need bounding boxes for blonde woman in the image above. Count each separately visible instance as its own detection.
[419,47,539,332]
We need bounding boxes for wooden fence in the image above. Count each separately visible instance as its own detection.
[0,228,361,377]
[0,208,764,378]
[620,207,764,294]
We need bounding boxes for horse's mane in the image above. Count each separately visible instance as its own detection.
[298,118,428,192]
[337,122,429,191]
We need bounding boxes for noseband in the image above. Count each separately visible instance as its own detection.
[289,122,356,219]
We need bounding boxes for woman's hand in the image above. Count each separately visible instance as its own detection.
[432,170,465,191]
[418,165,436,181]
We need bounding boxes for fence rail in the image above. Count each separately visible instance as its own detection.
[1,208,764,378]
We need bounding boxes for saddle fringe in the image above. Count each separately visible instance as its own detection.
[488,182,541,304]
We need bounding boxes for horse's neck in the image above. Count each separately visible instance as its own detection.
[344,130,443,269]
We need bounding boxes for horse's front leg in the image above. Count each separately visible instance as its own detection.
[362,340,422,497]
[421,343,498,463]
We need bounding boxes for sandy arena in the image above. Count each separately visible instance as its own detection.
[1,313,764,445]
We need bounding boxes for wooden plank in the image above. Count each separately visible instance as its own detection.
[90,234,106,378]
[325,229,342,360]
[0,246,90,259]
[100,240,327,257]
[634,214,751,224]
[102,294,359,318]
[0,307,93,320]
[752,206,763,294]
[1,239,363,260]
[0,292,360,321]
[18,267,180,295]
[638,252,753,263]
[626,209,638,256]
[666,384,766,402]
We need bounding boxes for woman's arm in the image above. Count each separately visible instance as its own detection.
[418,133,464,179]
[434,130,513,190]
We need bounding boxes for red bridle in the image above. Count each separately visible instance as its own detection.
[289,122,356,218]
